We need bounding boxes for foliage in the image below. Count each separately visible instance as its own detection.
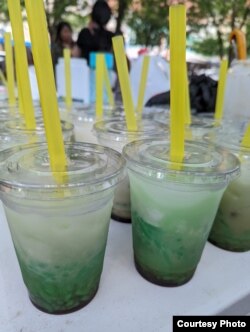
[126,0,250,57]
[0,1,89,37]
[246,22,250,54]
[127,0,169,46]
[188,0,250,58]
[0,2,12,21]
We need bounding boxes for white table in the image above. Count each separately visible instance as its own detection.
[0,204,250,332]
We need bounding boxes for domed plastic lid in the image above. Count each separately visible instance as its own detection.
[59,104,122,123]
[3,117,73,135]
[154,112,221,128]
[204,130,250,155]
[123,139,240,185]
[0,142,125,199]
[0,105,19,120]
[94,119,168,142]
[0,129,33,151]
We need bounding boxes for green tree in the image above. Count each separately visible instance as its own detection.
[128,0,169,46]
[0,1,89,38]
[43,0,89,38]
[188,0,250,58]
[0,1,15,21]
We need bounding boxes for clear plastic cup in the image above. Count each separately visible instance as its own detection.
[0,142,125,314]
[154,113,243,140]
[2,117,74,142]
[0,99,40,112]
[59,104,167,144]
[123,139,240,286]
[59,104,122,144]
[0,104,20,120]
[0,86,8,103]
[0,130,37,157]
[205,132,250,251]
[94,119,168,223]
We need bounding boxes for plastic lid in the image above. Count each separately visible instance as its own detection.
[94,119,168,142]
[123,139,240,185]
[0,105,19,120]
[3,117,73,135]
[155,112,221,128]
[59,104,123,123]
[204,130,250,155]
[0,142,125,199]
[0,129,33,150]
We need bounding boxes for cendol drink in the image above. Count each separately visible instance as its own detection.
[123,139,240,286]
[0,142,125,314]
[206,132,250,251]
[94,119,167,222]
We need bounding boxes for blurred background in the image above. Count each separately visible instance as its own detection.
[0,0,249,63]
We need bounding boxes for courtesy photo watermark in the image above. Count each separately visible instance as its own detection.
[173,316,250,330]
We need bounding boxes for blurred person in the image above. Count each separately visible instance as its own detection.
[74,0,115,64]
[51,21,75,68]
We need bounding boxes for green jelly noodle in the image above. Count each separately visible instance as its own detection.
[5,195,112,313]
[0,142,125,313]
[129,172,225,286]
[123,139,240,286]
[209,148,250,251]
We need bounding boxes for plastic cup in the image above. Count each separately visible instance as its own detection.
[0,104,20,120]
[123,139,240,286]
[154,112,244,140]
[0,142,125,314]
[59,103,123,144]
[0,99,40,111]
[93,119,168,223]
[59,103,167,145]
[0,130,37,156]
[2,117,74,142]
[0,86,8,102]
[205,132,250,251]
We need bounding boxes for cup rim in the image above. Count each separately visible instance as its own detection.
[0,142,126,198]
[123,138,240,186]
[3,117,74,135]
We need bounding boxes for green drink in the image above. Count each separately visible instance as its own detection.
[0,142,125,313]
[94,119,167,223]
[207,133,250,251]
[123,139,240,286]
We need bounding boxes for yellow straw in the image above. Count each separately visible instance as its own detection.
[241,124,250,148]
[25,0,67,173]
[15,62,24,115]
[0,70,7,88]
[7,0,35,129]
[136,55,150,113]
[103,58,115,107]
[170,5,186,163]
[214,59,228,121]
[184,65,191,125]
[112,36,137,130]
[63,48,72,107]
[4,33,16,106]
[96,53,105,119]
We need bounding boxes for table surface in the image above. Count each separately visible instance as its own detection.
[0,203,250,332]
